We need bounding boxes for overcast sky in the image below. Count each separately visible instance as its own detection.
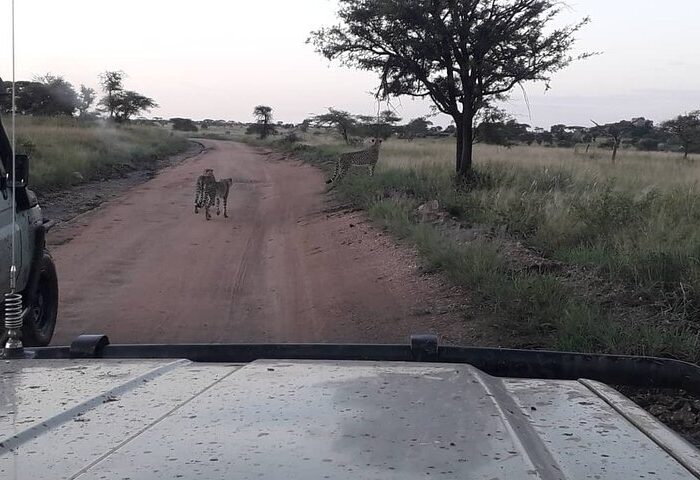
[1,0,699,127]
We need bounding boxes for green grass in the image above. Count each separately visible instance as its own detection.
[9,116,190,191]
[261,131,700,362]
[366,194,700,359]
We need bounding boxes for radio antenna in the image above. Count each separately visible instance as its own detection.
[4,0,25,354]
[11,0,16,276]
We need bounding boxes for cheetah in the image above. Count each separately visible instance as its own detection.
[214,178,233,218]
[194,168,217,220]
[326,138,382,187]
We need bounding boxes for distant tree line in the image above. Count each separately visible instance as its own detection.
[300,107,461,143]
[173,101,700,161]
[291,105,699,159]
[0,71,156,122]
[469,109,700,158]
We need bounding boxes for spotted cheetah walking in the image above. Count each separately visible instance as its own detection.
[326,138,382,187]
[194,168,217,220]
[214,178,233,218]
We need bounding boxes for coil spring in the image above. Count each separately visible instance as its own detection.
[4,292,23,331]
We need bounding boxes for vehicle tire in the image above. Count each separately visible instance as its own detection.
[21,250,58,347]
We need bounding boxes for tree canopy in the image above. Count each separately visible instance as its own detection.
[308,108,357,144]
[113,91,157,122]
[310,0,591,176]
[99,71,126,119]
[98,71,157,122]
[77,85,97,117]
[662,112,700,159]
[400,117,433,139]
[1,75,78,116]
[248,105,276,138]
[0,71,154,122]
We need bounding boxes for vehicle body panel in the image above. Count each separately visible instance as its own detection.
[0,358,698,479]
[0,192,23,293]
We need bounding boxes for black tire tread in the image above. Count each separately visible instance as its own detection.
[21,250,58,347]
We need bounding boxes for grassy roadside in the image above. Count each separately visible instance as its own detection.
[11,116,190,191]
[252,135,700,362]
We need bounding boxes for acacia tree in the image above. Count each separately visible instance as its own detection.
[374,109,402,138]
[251,105,275,139]
[662,112,700,159]
[379,109,401,126]
[401,117,433,140]
[355,109,403,139]
[113,91,157,122]
[99,70,125,119]
[308,108,357,144]
[310,0,591,176]
[473,106,511,144]
[77,85,96,117]
[591,120,632,163]
[98,71,156,122]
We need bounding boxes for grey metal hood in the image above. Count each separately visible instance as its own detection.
[1,358,699,479]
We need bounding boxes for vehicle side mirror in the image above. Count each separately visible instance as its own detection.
[10,154,29,188]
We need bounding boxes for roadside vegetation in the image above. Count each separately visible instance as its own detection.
[239,126,700,362]
[1,71,189,191]
[13,116,189,191]
[265,0,700,361]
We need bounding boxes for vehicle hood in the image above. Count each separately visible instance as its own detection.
[1,358,698,479]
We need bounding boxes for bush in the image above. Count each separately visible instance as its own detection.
[637,137,660,151]
[170,118,198,132]
[246,123,277,138]
[278,131,300,145]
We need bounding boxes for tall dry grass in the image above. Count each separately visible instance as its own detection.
[387,139,700,311]
[9,116,190,190]
[382,139,699,188]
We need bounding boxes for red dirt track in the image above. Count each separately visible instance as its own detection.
[49,140,471,345]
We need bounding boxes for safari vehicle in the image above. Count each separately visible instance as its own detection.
[2,334,700,479]
[0,106,58,346]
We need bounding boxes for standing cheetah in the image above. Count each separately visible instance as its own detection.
[326,138,382,187]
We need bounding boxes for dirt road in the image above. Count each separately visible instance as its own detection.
[49,140,472,345]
